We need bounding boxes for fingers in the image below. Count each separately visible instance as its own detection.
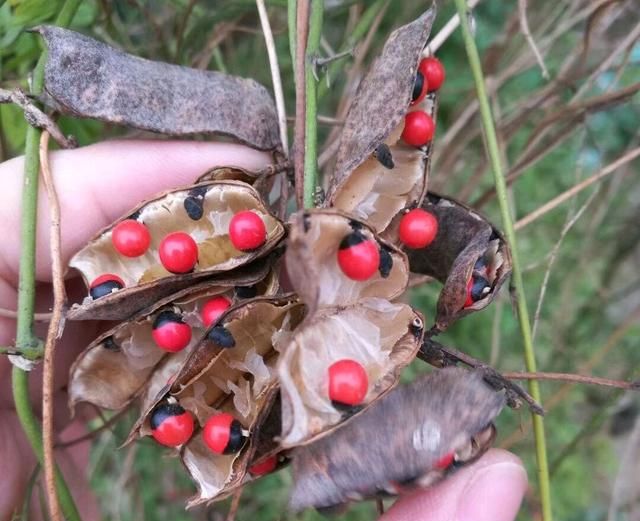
[0,140,272,282]
[380,449,528,521]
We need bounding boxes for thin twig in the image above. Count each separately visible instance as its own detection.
[40,131,68,521]
[424,0,481,56]
[375,498,385,516]
[518,0,549,79]
[453,2,553,519]
[292,0,310,208]
[226,487,243,521]
[0,308,53,321]
[515,146,640,230]
[503,372,639,390]
[0,88,76,149]
[256,0,289,156]
[56,408,130,449]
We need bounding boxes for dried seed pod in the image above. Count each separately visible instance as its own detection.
[37,26,280,150]
[69,267,277,413]
[406,193,512,331]
[277,299,424,447]
[289,367,505,512]
[326,8,437,238]
[68,181,284,321]
[286,210,408,312]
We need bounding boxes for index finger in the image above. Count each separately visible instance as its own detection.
[0,140,273,283]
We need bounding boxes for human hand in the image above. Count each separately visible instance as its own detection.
[381,449,527,521]
[0,140,272,521]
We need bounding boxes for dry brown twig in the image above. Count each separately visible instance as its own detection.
[0,308,52,321]
[503,372,639,391]
[293,0,310,208]
[517,0,550,79]
[0,88,76,148]
[39,130,67,521]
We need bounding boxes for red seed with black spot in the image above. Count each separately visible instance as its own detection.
[201,296,231,327]
[434,451,455,470]
[421,56,445,92]
[150,402,195,447]
[203,413,247,455]
[401,111,435,147]
[249,455,278,476]
[152,310,192,352]
[89,274,125,300]
[399,209,438,249]
[464,275,491,308]
[337,232,380,281]
[111,219,151,257]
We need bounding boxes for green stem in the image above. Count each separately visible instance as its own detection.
[13,367,82,521]
[12,1,83,520]
[317,0,387,100]
[303,0,323,208]
[452,1,553,521]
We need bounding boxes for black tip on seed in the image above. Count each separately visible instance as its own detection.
[474,257,487,271]
[235,285,257,299]
[470,276,491,302]
[184,196,204,220]
[128,210,142,221]
[332,401,364,417]
[378,247,393,278]
[207,325,235,348]
[225,419,247,454]
[348,219,363,232]
[153,310,184,329]
[374,143,395,169]
[150,402,186,429]
[188,185,209,198]
[339,231,366,250]
[89,280,123,300]
[302,212,311,233]
[410,318,424,339]
[412,71,425,102]
[102,336,120,351]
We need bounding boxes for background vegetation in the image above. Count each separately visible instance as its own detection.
[1,0,639,520]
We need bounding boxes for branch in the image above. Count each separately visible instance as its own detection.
[292,0,310,209]
[503,372,639,390]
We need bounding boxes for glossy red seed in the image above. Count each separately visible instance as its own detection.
[229,211,267,251]
[464,277,474,308]
[151,410,195,447]
[422,56,445,92]
[203,413,236,454]
[328,359,369,406]
[399,209,438,249]
[434,451,455,470]
[337,235,380,281]
[159,232,198,273]
[248,455,278,476]
[201,296,232,327]
[401,111,435,147]
[152,312,192,353]
[111,219,151,257]
[90,273,125,289]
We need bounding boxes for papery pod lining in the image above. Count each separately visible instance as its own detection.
[286,210,409,312]
[68,180,284,321]
[277,298,424,448]
[289,367,505,511]
[38,26,281,150]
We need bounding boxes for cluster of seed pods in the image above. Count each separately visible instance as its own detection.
[51,6,512,513]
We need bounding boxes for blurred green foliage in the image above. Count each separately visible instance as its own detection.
[2,1,639,520]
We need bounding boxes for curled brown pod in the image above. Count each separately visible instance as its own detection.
[289,367,505,512]
[406,192,512,331]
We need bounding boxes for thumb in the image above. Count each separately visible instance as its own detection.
[380,449,528,521]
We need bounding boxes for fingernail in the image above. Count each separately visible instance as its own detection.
[456,462,528,521]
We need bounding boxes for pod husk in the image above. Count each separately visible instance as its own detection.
[69,267,278,413]
[289,367,505,511]
[277,299,424,448]
[37,26,281,150]
[285,210,409,313]
[68,180,284,321]
[406,192,512,331]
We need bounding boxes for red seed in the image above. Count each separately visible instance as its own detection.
[464,277,474,308]
[89,273,125,299]
[421,56,445,92]
[150,403,194,447]
[203,413,246,455]
[152,310,192,353]
[201,296,232,327]
[159,232,198,273]
[328,359,369,406]
[248,455,278,476]
[401,111,435,147]
[229,211,267,251]
[434,451,455,470]
[399,209,438,249]
[337,233,380,281]
[112,219,151,257]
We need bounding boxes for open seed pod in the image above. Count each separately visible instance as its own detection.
[406,193,512,332]
[289,367,505,512]
[68,180,284,321]
[277,299,424,448]
[37,26,281,151]
[326,8,437,239]
[286,210,408,312]
[69,267,279,413]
